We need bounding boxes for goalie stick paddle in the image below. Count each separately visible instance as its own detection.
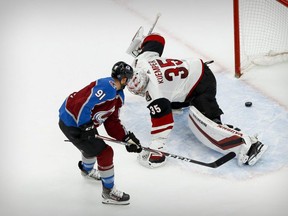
[95,135,236,168]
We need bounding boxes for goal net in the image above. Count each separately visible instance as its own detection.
[234,0,288,77]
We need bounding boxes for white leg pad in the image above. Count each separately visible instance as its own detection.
[188,106,253,165]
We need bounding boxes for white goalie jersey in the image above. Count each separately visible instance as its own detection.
[128,50,205,152]
[132,51,204,103]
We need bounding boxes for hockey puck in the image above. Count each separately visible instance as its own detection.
[245,102,252,107]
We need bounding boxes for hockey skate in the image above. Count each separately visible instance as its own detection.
[245,141,268,166]
[238,136,268,166]
[137,149,166,168]
[78,161,101,180]
[102,186,130,205]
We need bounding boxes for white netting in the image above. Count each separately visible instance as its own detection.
[239,0,288,71]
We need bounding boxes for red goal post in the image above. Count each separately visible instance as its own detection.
[234,0,288,78]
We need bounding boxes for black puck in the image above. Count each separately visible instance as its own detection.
[245,102,252,107]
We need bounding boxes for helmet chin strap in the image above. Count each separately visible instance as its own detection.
[120,84,126,90]
[118,77,128,90]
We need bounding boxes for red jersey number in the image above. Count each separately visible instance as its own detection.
[156,59,188,81]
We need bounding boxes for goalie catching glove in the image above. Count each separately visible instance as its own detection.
[123,132,142,153]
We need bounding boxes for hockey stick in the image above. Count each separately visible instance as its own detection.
[147,13,161,35]
[95,134,236,168]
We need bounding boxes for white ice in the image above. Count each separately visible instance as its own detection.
[0,0,287,216]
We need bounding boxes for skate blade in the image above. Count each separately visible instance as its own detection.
[80,172,101,181]
[102,199,130,205]
[248,145,268,166]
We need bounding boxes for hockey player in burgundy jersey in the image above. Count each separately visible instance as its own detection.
[59,61,142,205]
[126,33,267,168]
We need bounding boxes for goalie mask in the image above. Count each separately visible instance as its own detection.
[127,68,149,96]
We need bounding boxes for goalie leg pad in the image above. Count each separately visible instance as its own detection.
[188,106,244,154]
[188,106,267,166]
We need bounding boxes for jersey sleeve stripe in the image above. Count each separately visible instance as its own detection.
[151,112,174,127]
[151,125,174,135]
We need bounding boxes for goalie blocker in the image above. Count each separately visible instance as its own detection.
[188,106,267,166]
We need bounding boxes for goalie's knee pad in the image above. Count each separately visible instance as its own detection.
[187,106,267,166]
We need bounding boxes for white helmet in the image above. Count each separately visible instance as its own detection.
[127,68,149,96]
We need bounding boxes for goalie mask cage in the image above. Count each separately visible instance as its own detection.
[234,0,288,77]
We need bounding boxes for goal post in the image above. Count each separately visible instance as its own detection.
[233,0,288,78]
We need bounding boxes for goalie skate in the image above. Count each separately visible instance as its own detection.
[102,186,130,205]
[245,141,268,166]
[137,150,166,168]
[238,135,268,166]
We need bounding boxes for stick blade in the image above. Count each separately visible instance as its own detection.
[210,152,236,168]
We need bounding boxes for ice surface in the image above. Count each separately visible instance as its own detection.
[0,0,287,216]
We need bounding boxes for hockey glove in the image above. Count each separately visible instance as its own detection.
[123,132,142,153]
[80,122,97,141]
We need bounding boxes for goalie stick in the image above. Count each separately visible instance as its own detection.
[95,134,236,168]
[148,13,161,35]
